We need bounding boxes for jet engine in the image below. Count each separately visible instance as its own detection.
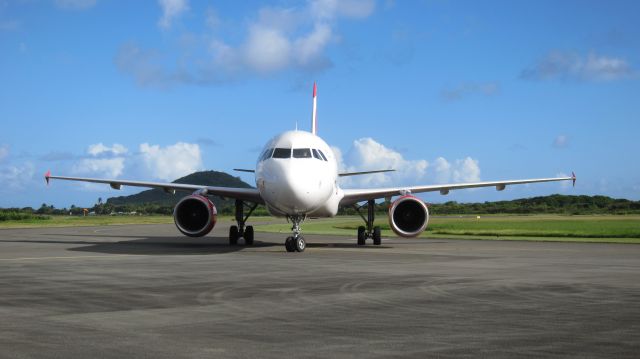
[388,195,429,237]
[173,195,217,237]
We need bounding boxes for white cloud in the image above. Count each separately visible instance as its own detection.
[68,142,203,181]
[139,142,203,181]
[553,135,569,149]
[582,53,632,81]
[521,51,635,82]
[87,143,128,156]
[243,24,292,73]
[54,0,97,10]
[158,0,189,29]
[210,2,349,76]
[71,143,128,178]
[431,156,481,184]
[0,162,35,191]
[452,157,481,183]
[433,157,452,183]
[335,138,481,188]
[72,158,125,178]
[294,23,333,67]
[344,138,427,187]
[118,0,376,86]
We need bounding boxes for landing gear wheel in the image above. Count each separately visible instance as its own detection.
[373,226,382,246]
[285,237,295,252]
[244,226,254,246]
[357,226,366,246]
[294,236,306,252]
[229,225,239,245]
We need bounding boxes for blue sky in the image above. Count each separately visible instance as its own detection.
[1,0,639,209]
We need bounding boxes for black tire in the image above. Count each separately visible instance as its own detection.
[229,225,239,246]
[357,226,366,246]
[244,226,254,245]
[294,236,306,252]
[285,237,295,252]
[373,226,382,245]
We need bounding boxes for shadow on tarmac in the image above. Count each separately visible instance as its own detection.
[65,238,392,255]
[67,236,279,255]
[3,234,393,255]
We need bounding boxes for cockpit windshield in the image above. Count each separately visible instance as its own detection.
[292,148,312,158]
[267,147,327,160]
[272,148,292,159]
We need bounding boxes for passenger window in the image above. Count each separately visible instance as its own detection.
[293,148,312,158]
[272,148,291,159]
[312,149,321,160]
[317,149,328,161]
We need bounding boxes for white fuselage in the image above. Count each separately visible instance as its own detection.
[255,130,343,217]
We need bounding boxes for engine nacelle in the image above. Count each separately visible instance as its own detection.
[173,195,217,237]
[388,195,429,238]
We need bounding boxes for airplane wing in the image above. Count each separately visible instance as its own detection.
[339,173,576,206]
[338,169,395,177]
[45,172,264,204]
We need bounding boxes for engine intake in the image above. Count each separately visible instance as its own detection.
[388,195,429,237]
[173,195,217,237]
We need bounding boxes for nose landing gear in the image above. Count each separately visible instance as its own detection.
[285,215,306,252]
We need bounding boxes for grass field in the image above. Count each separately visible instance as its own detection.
[0,215,273,229]
[0,215,174,228]
[1,214,638,244]
[254,215,640,244]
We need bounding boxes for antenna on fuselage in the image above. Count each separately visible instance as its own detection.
[311,81,317,135]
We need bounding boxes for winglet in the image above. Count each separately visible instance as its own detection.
[311,81,317,135]
[571,171,576,187]
[44,170,51,185]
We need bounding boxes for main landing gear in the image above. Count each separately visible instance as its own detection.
[353,199,382,246]
[229,199,258,246]
[284,215,306,252]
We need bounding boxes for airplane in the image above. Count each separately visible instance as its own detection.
[45,83,576,252]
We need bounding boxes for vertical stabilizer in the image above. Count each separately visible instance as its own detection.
[311,82,317,135]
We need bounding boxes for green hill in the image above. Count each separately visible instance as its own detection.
[106,170,253,211]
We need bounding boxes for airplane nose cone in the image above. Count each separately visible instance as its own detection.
[279,169,317,211]
[261,161,329,214]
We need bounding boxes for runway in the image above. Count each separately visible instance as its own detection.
[1,223,639,358]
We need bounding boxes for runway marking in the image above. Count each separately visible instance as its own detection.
[0,254,139,262]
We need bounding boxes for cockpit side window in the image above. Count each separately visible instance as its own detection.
[272,148,292,159]
[312,149,322,160]
[317,149,328,161]
[260,148,274,161]
[293,148,312,158]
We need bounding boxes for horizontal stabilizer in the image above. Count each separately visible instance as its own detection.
[233,169,255,173]
[339,169,395,177]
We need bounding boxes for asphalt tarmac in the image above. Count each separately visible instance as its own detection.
[0,222,639,358]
